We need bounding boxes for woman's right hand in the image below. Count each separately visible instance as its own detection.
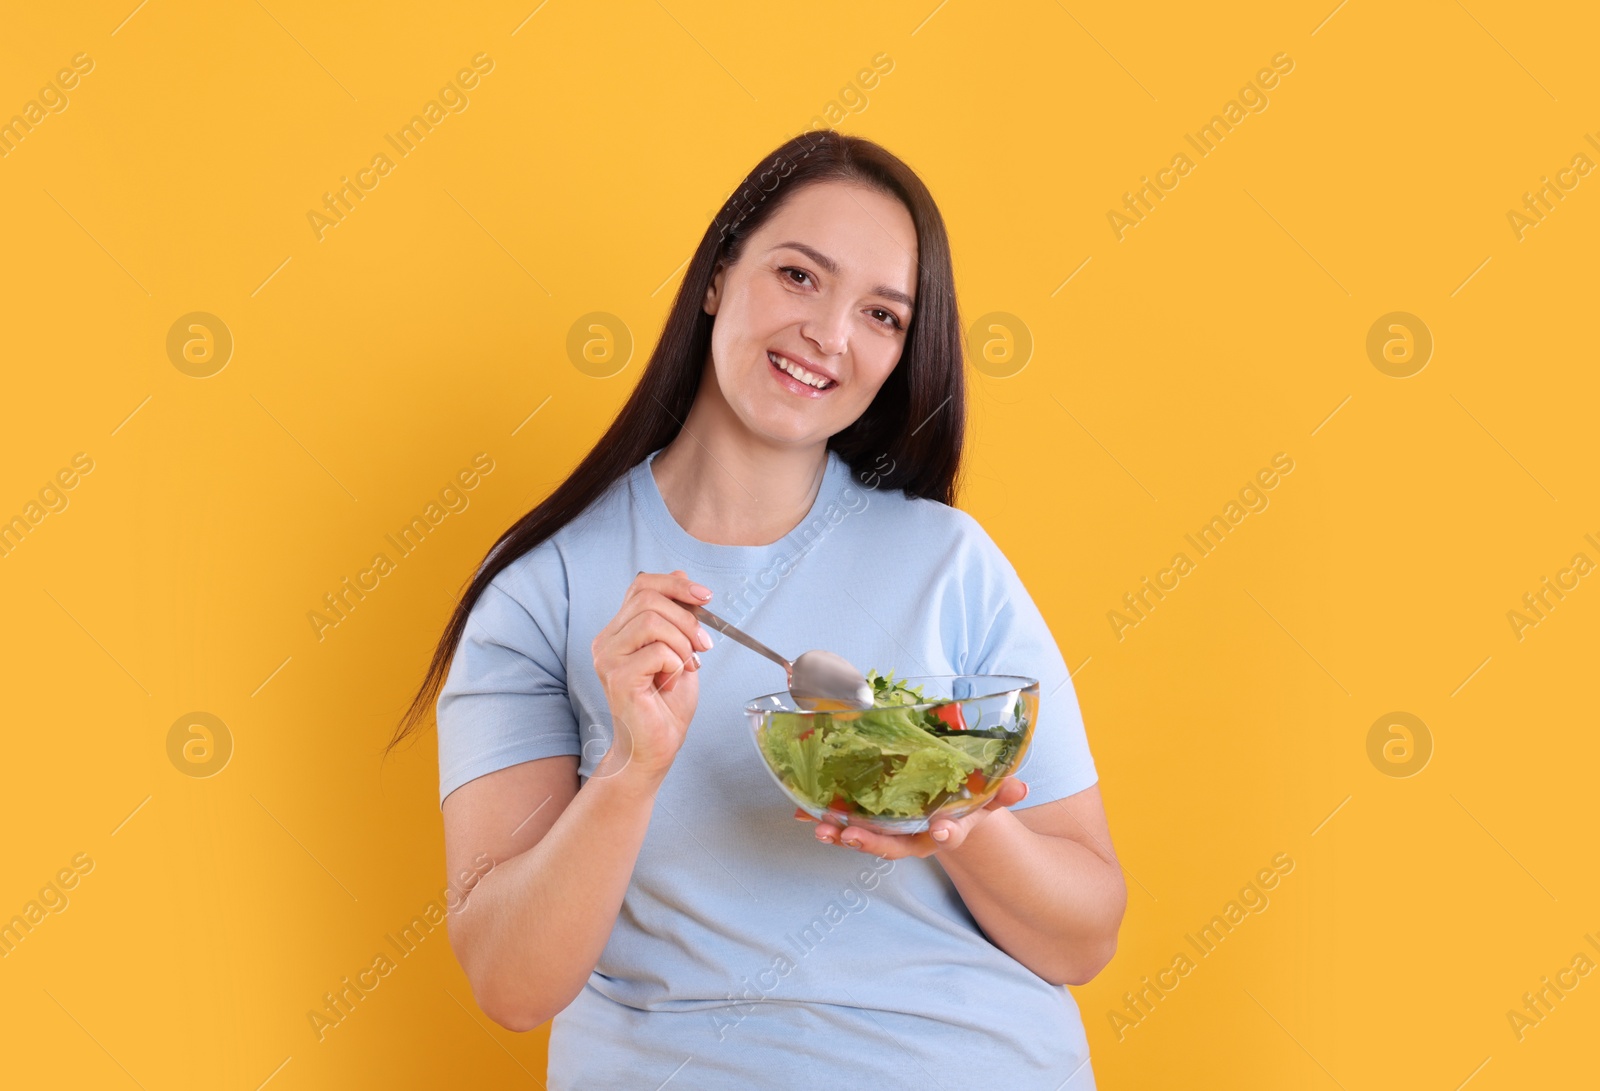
[590,569,715,786]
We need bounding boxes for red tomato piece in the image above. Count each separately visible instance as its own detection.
[934,703,967,731]
[965,770,986,795]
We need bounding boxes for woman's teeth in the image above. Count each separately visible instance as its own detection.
[769,351,834,389]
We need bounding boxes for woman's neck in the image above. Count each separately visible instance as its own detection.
[650,371,830,548]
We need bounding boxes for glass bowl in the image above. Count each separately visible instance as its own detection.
[745,674,1041,836]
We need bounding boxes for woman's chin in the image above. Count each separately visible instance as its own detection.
[738,414,831,448]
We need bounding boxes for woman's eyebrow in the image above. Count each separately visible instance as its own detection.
[769,241,915,309]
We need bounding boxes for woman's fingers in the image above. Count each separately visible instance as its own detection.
[620,640,692,693]
[813,819,907,857]
[625,588,712,645]
[608,621,692,697]
[809,780,1031,859]
[613,611,699,671]
[610,592,712,669]
[984,777,1029,809]
[599,571,711,670]
[626,571,713,637]
[588,572,708,781]
[629,569,712,607]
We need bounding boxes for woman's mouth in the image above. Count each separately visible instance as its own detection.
[768,350,837,395]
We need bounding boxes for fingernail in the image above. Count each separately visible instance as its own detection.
[931,827,949,842]
[697,626,713,650]
[842,836,861,848]
[691,583,712,600]
[689,652,701,669]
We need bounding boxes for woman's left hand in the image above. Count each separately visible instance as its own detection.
[796,778,1030,859]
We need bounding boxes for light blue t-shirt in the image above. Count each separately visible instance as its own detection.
[436,445,1101,1090]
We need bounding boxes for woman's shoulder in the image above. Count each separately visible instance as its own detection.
[869,490,1030,608]
[864,483,998,553]
[470,468,637,614]
[494,464,638,568]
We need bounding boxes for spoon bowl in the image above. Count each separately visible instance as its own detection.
[788,649,874,710]
[638,571,874,710]
[685,603,872,710]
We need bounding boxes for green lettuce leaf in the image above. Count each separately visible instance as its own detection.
[761,674,1024,818]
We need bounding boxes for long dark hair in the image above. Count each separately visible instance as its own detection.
[384,129,967,755]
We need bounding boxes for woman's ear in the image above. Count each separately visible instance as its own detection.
[703,261,726,316]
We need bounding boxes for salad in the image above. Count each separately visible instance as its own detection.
[760,670,1028,818]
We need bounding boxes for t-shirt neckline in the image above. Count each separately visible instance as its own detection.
[629,446,851,570]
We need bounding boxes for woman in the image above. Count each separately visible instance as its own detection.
[388,130,1126,1089]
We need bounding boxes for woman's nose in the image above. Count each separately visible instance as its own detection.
[801,306,850,358]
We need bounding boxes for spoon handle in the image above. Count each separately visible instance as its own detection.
[687,604,793,679]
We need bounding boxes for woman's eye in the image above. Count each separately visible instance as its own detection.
[780,266,901,329]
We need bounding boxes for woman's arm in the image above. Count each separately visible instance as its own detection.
[808,781,1126,986]
[443,755,664,1031]
[442,569,710,1030]
[933,783,1126,986]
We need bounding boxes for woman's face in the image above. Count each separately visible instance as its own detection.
[703,180,918,448]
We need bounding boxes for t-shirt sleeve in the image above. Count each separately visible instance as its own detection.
[435,547,582,808]
[961,519,1099,810]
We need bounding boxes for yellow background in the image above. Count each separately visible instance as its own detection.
[3,1,1595,1087]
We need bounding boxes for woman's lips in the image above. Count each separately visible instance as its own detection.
[768,351,837,398]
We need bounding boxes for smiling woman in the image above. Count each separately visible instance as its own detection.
[386,130,1124,1090]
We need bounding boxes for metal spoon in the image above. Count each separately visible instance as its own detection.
[684,602,873,711]
[634,572,875,708]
